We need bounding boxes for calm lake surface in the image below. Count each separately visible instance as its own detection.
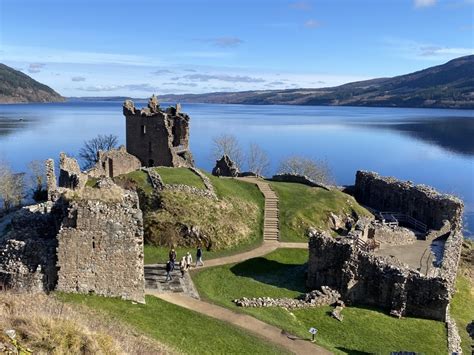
[0,101,473,237]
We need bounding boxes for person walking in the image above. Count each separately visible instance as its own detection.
[180,256,187,278]
[195,245,204,267]
[186,252,193,268]
[169,248,177,269]
[165,260,173,282]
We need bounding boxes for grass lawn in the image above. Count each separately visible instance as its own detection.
[155,167,206,189]
[115,170,154,195]
[451,273,474,354]
[58,293,289,355]
[269,182,371,242]
[192,248,448,354]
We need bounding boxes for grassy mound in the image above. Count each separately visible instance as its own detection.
[59,293,289,355]
[114,169,264,264]
[192,249,448,354]
[155,167,205,189]
[270,182,371,242]
[0,292,166,354]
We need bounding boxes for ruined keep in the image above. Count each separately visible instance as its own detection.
[307,172,464,321]
[123,95,194,168]
[0,158,145,303]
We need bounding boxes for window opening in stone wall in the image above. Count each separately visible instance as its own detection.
[148,141,152,153]
[141,125,146,134]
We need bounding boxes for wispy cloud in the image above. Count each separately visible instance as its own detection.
[3,45,159,66]
[28,63,45,73]
[162,82,198,87]
[414,0,436,8]
[304,19,321,28]
[177,73,266,83]
[289,1,312,11]
[151,69,173,75]
[195,37,244,48]
[77,83,160,92]
[384,38,473,60]
[71,76,86,82]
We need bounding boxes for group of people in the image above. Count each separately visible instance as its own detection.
[165,246,204,282]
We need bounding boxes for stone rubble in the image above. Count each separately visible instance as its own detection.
[212,155,240,177]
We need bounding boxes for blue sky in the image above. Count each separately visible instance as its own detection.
[1,0,473,96]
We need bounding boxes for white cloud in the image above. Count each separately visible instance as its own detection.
[71,76,86,82]
[384,38,473,60]
[196,37,243,48]
[304,19,321,29]
[414,0,436,8]
[177,73,266,83]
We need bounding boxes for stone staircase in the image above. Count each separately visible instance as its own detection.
[237,177,280,241]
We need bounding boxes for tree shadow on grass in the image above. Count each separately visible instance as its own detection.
[229,257,307,293]
[335,347,371,355]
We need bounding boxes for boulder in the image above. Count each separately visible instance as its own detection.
[212,155,240,177]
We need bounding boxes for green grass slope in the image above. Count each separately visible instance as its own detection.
[115,169,264,264]
[58,293,289,355]
[192,249,448,354]
[270,182,371,242]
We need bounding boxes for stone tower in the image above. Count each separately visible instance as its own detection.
[123,95,194,167]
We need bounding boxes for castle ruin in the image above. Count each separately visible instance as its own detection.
[307,171,464,322]
[123,95,194,168]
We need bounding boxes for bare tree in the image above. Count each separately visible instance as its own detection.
[28,160,47,202]
[79,134,118,169]
[0,161,26,210]
[278,156,334,185]
[247,143,270,176]
[211,134,244,169]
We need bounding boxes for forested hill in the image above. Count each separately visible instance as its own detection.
[159,55,474,109]
[0,63,64,103]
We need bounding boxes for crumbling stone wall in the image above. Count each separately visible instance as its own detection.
[56,189,145,303]
[87,145,141,178]
[0,202,64,292]
[354,171,464,230]
[307,232,454,321]
[58,153,88,190]
[123,96,194,168]
[212,155,239,177]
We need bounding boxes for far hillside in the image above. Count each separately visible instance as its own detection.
[159,55,474,109]
[0,63,64,103]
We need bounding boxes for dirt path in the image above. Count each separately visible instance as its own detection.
[149,291,331,355]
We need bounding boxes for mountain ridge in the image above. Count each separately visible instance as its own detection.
[0,64,64,103]
[157,55,474,109]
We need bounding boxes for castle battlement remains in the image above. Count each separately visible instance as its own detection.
[123,95,194,168]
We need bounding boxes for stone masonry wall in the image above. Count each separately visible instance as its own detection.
[56,190,145,303]
[354,171,464,230]
[87,145,141,178]
[307,232,451,320]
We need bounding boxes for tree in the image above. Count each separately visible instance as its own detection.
[28,160,47,202]
[211,134,244,169]
[79,134,118,169]
[277,156,334,185]
[247,143,270,176]
[0,161,26,210]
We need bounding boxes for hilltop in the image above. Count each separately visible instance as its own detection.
[159,55,474,109]
[0,63,64,103]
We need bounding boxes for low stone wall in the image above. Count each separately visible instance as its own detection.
[56,189,145,303]
[271,173,331,191]
[354,171,464,230]
[307,232,453,321]
[234,286,341,309]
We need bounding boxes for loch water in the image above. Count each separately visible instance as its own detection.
[0,101,473,237]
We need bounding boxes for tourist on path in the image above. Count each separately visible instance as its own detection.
[169,248,177,269]
[180,256,187,278]
[196,246,204,267]
[165,260,173,282]
[186,252,193,268]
